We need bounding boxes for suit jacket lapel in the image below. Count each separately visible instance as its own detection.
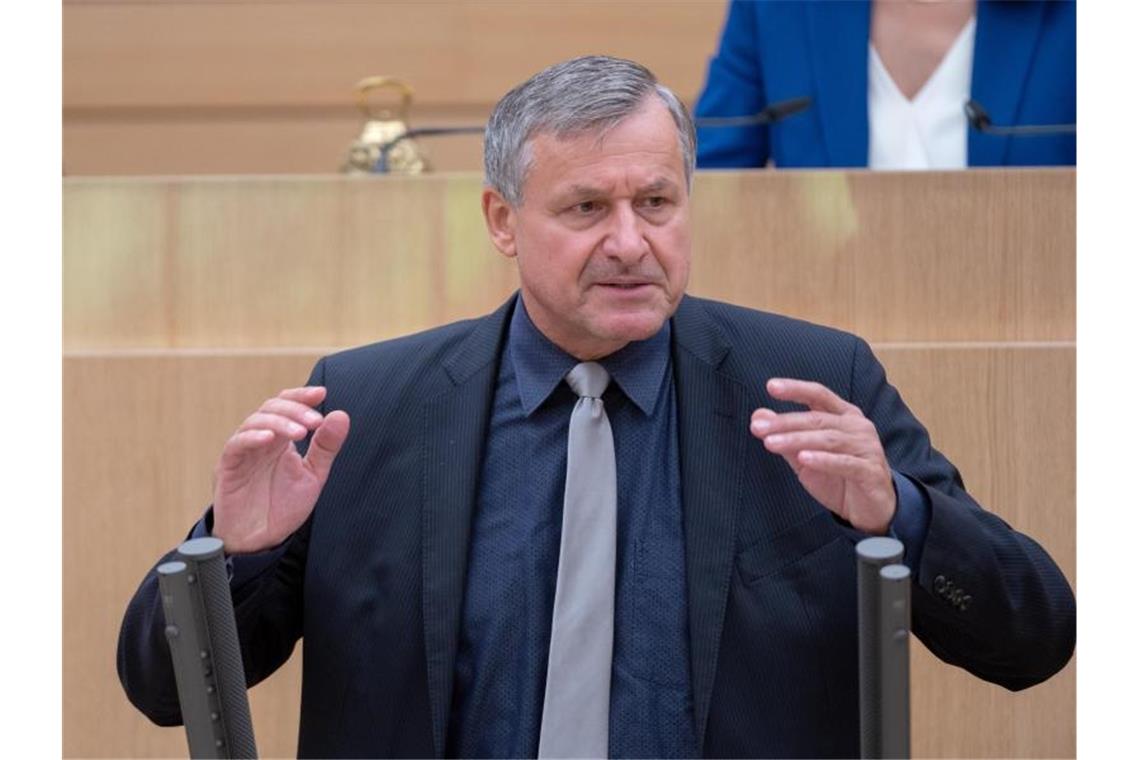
[421,296,515,758]
[969,0,1047,165]
[671,297,751,750]
[806,0,871,166]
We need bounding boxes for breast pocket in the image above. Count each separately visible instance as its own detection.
[736,508,845,586]
[726,509,861,731]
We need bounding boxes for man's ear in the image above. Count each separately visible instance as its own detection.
[482,188,518,259]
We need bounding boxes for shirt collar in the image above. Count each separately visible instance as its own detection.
[508,296,672,417]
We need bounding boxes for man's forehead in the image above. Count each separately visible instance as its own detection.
[514,100,686,202]
[529,138,684,184]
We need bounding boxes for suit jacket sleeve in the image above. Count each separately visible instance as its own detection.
[115,360,327,726]
[851,336,1075,689]
[694,0,770,168]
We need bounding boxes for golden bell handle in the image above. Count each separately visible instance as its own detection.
[354,76,415,121]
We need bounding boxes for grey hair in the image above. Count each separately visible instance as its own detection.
[484,55,696,206]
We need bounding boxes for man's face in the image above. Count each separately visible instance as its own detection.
[482,98,692,360]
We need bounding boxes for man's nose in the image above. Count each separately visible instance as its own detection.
[600,204,649,261]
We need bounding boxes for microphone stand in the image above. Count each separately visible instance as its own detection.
[694,96,812,128]
[370,97,814,174]
[158,538,258,759]
[856,537,911,760]
[373,125,485,173]
[964,99,1076,136]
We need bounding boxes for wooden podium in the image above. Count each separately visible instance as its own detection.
[63,169,1074,758]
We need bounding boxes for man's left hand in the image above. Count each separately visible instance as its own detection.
[750,378,895,535]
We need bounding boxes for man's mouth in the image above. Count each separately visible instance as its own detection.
[597,280,653,290]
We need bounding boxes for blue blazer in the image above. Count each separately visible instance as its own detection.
[119,295,1075,757]
[694,0,1076,168]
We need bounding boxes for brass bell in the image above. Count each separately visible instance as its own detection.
[342,76,429,175]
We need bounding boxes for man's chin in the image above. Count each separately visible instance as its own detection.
[594,310,671,344]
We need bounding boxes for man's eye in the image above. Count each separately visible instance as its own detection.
[574,201,599,214]
[642,196,667,209]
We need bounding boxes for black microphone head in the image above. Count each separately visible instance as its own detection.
[964,99,992,130]
[763,96,812,123]
[693,96,812,128]
[963,99,1075,136]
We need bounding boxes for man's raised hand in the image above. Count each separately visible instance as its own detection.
[749,378,895,535]
[212,386,350,554]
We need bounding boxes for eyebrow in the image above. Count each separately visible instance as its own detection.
[640,178,678,195]
[560,177,680,201]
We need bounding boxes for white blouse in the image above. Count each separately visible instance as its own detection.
[868,16,976,170]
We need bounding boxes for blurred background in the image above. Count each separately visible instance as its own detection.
[63,1,724,176]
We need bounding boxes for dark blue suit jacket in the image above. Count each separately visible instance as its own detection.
[695,0,1076,168]
[119,295,1075,758]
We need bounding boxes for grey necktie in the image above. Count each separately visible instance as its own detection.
[538,361,617,759]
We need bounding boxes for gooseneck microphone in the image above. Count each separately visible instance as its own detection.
[372,96,813,173]
[694,96,812,128]
[964,99,1076,136]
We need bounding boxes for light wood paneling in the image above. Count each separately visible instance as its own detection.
[63,1,725,109]
[63,0,728,174]
[63,109,489,176]
[64,170,1075,349]
[691,169,1076,343]
[64,174,519,349]
[63,181,172,345]
[64,345,1074,758]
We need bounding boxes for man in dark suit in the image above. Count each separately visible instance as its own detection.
[118,56,1075,758]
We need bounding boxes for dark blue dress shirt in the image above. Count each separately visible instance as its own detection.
[448,300,698,758]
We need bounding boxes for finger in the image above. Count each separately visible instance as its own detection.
[237,412,312,440]
[217,428,278,470]
[750,407,777,424]
[276,386,327,404]
[304,410,351,482]
[797,451,896,534]
[258,397,325,427]
[751,408,848,437]
[796,449,878,480]
[762,429,860,457]
[766,378,857,415]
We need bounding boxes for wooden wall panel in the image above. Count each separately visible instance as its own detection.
[691,169,1076,343]
[63,1,725,109]
[63,111,488,176]
[63,345,1074,758]
[64,170,1075,349]
[63,0,728,175]
[64,174,519,349]
[63,181,171,345]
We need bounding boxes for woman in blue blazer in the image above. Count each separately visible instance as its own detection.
[694,0,1075,168]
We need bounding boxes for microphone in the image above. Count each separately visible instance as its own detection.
[694,96,812,128]
[372,96,814,173]
[964,99,1075,136]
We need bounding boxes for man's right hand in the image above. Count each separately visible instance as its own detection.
[211,386,351,554]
